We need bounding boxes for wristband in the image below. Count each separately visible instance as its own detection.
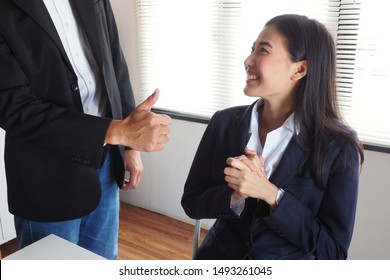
[275,188,285,205]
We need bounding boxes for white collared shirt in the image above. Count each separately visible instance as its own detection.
[246,99,298,178]
[43,0,107,117]
[231,99,298,214]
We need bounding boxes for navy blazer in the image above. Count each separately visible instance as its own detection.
[182,102,360,259]
[0,0,134,221]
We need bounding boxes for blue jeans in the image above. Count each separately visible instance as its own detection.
[14,151,119,259]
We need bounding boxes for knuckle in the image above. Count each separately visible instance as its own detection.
[145,142,156,152]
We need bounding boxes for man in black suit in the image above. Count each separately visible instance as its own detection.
[0,0,171,259]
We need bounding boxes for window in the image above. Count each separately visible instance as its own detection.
[337,0,390,149]
[127,0,390,149]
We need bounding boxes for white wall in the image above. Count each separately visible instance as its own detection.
[348,150,390,259]
[112,0,390,259]
[0,129,16,244]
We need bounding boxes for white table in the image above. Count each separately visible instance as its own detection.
[3,234,106,260]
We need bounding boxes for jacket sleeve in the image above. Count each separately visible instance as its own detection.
[263,139,361,259]
[181,111,241,220]
[0,34,111,169]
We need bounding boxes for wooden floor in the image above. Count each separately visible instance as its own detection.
[118,202,207,259]
[0,202,207,260]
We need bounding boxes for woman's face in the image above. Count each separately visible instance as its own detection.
[243,24,305,101]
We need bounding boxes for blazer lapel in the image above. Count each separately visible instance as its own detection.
[269,135,310,188]
[253,136,310,217]
[70,0,103,68]
[12,0,73,70]
[228,103,256,157]
[227,103,260,218]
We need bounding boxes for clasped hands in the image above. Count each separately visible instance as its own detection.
[225,148,278,208]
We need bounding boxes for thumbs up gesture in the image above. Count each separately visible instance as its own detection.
[105,89,172,152]
[136,88,161,112]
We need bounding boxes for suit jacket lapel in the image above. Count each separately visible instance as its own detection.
[253,136,310,218]
[269,135,310,188]
[70,0,103,68]
[12,0,73,70]
[228,103,255,157]
[227,102,260,217]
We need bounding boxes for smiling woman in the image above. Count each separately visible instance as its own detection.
[181,14,364,260]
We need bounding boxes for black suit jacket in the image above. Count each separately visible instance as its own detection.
[182,102,360,259]
[0,0,135,221]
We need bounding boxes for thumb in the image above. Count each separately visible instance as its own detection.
[245,148,265,165]
[137,88,160,112]
[244,147,257,156]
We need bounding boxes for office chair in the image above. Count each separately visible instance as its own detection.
[192,219,201,259]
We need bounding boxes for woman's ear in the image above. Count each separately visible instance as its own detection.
[292,60,307,81]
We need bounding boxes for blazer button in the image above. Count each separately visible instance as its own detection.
[71,83,79,91]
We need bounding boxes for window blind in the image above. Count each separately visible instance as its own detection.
[128,0,389,148]
[337,0,390,148]
[131,0,338,116]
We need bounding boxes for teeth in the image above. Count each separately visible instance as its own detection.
[247,74,259,80]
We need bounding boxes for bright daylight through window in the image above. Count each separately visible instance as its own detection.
[128,0,390,149]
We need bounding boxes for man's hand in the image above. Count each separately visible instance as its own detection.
[122,149,143,190]
[105,89,172,152]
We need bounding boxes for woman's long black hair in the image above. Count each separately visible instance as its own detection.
[266,14,364,189]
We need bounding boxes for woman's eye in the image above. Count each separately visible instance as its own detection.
[250,46,268,54]
[259,47,268,54]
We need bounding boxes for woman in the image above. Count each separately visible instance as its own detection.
[181,14,364,260]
